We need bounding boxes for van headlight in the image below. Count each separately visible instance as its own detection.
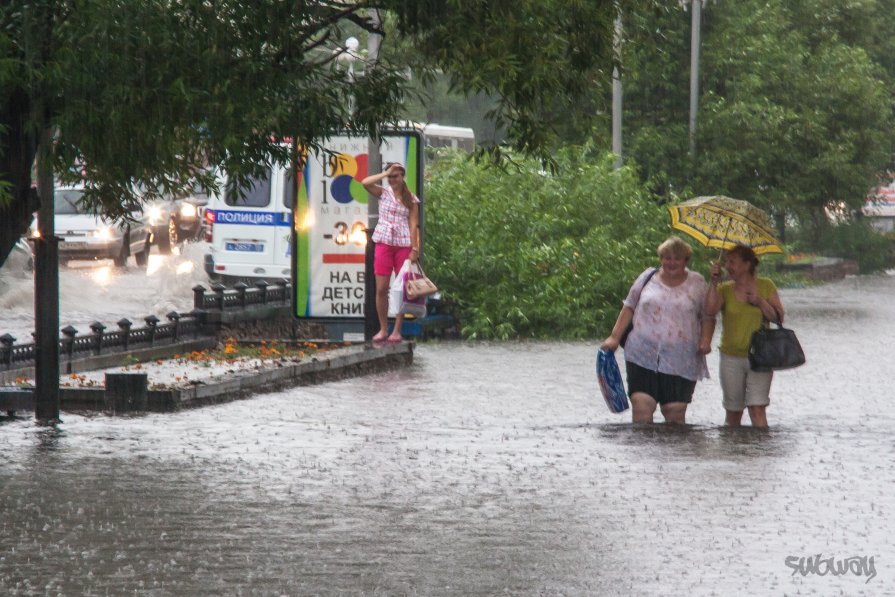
[179,203,197,218]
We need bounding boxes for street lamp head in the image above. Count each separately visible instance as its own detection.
[338,37,360,67]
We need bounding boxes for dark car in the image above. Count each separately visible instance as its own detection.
[145,188,209,254]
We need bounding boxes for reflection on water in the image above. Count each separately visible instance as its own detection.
[1,275,893,596]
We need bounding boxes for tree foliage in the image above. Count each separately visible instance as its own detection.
[0,0,636,265]
[622,0,894,242]
[424,148,670,339]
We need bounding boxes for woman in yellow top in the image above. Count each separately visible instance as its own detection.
[704,244,785,428]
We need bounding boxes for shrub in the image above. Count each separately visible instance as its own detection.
[424,146,672,339]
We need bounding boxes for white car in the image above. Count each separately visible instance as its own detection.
[50,187,152,267]
[0,238,34,280]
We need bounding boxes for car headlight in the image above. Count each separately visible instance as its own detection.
[91,227,115,240]
[147,205,163,225]
[179,203,197,218]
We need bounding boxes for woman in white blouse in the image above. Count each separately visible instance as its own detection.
[601,237,715,424]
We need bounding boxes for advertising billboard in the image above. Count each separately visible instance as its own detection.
[293,131,422,319]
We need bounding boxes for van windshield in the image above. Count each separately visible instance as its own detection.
[225,170,272,207]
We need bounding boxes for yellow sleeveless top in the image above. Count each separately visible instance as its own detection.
[718,277,777,357]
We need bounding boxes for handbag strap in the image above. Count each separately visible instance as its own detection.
[409,259,425,277]
[762,304,783,327]
[631,268,658,311]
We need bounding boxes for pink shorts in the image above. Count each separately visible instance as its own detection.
[374,243,412,276]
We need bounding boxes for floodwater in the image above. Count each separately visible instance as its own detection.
[1,274,893,595]
[0,243,206,343]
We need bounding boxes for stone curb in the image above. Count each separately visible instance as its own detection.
[4,342,414,415]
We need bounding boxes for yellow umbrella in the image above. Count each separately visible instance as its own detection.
[668,195,783,255]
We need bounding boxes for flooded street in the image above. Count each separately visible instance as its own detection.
[0,243,207,342]
[1,274,893,595]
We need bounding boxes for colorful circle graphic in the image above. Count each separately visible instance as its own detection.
[330,152,368,205]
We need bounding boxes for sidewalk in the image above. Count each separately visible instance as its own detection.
[2,340,414,414]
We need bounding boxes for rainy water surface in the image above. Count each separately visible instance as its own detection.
[1,274,892,595]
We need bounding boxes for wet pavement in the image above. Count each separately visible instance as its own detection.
[1,274,893,595]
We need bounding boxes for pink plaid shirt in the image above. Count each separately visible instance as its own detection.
[372,186,419,247]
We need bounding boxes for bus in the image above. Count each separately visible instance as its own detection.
[421,123,475,152]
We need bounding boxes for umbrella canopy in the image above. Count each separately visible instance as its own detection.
[668,195,783,255]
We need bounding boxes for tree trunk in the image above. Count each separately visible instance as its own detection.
[33,126,60,424]
[0,89,40,267]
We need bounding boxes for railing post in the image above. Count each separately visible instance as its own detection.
[118,318,132,352]
[89,321,107,355]
[211,283,226,310]
[255,279,270,305]
[0,333,16,367]
[192,284,207,310]
[61,325,78,363]
[167,311,181,342]
[144,315,160,346]
[233,281,248,308]
[189,309,204,338]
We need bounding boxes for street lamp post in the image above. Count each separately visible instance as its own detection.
[336,33,380,344]
[688,0,702,159]
[612,15,623,169]
[340,36,360,116]
[365,17,383,345]
[338,27,382,345]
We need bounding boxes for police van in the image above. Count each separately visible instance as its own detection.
[203,165,296,283]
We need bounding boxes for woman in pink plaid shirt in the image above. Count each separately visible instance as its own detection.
[362,162,421,344]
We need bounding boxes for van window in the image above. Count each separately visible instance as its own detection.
[225,170,272,207]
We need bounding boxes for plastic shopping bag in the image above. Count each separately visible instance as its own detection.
[388,259,427,319]
[597,348,629,413]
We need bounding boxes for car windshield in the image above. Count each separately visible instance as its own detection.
[54,189,87,215]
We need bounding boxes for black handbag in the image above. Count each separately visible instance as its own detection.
[619,268,658,348]
[748,307,805,372]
